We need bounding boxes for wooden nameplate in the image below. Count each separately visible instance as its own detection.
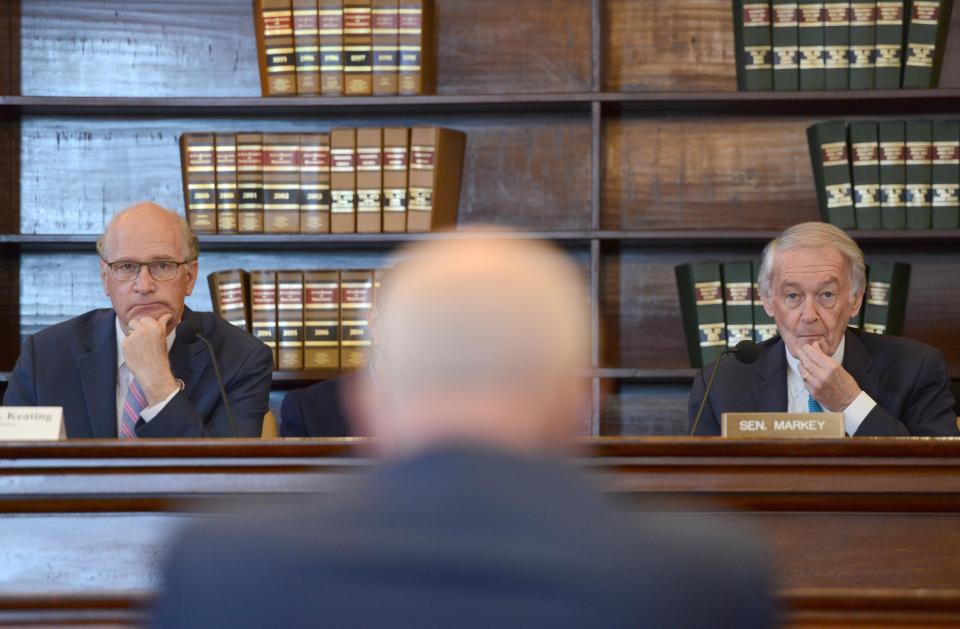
[722,412,845,439]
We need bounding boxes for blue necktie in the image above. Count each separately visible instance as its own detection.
[807,395,824,413]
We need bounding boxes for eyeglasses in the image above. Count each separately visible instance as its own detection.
[102,259,194,282]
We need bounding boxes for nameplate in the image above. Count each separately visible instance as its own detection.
[722,412,845,439]
[0,407,65,441]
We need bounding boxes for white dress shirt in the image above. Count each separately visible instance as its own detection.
[115,318,178,434]
[784,337,877,436]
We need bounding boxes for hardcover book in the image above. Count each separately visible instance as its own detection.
[862,261,911,335]
[343,0,373,95]
[262,133,301,233]
[304,270,340,369]
[874,1,906,88]
[237,133,265,233]
[807,120,857,229]
[330,128,357,233]
[734,0,774,91]
[932,121,960,229]
[207,269,250,331]
[214,133,239,235]
[850,121,882,229]
[752,264,780,342]
[300,132,332,233]
[823,1,851,89]
[722,261,755,348]
[879,121,907,228]
[902,0,955,88]
[676,261,727,368]
[372,0,400,95]
[398,0,433,94]
[848,1,876,89]
[382,127,410,232]
[293,0,321,95]
[179,133,217,234]
[356,127,383,233]
[340,269,374,369]
[407,126,467,232]
[772,0,801,90]
[799,0,826,90]
[277,270,305,370]
[251,270,279,368]
[319,0,345,95]
[905,120,933,229]
[254,0,298,96]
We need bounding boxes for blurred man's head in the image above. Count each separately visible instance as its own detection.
[359,234,590,457]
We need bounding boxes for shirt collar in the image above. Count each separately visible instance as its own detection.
[785,336,845,398]
[115,316,177,370]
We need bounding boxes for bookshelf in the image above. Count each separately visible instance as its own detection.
[1,0,959,436]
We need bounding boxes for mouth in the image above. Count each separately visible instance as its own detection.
[128,303,167,315]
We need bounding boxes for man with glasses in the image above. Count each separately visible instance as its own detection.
[3,202,273,438]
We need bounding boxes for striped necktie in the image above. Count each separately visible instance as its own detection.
[120,378,147,439]
[807,395,824,413]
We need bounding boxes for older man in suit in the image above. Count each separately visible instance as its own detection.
[690,222,958,437]
[3,202,273,438]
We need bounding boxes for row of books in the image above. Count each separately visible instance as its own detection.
[254,0,433,97]
[209,268,382,371]
[807,119,960,230]
[676,259,910,368]
[180,127,466,235]
[734,0,954,91]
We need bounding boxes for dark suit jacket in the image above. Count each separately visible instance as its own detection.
[279,373,357,437]
[689,330,959,437]
[3,307,273,438]
[151,446,773,629]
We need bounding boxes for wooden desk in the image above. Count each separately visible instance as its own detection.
[1,438,959,626]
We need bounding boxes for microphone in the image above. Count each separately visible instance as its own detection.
[688,340,763,437]
[178,319,238,438]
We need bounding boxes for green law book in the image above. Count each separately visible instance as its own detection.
[905,120,933,229]
[734,0,775,90]
[676,261,727,368]
[723,261,755,348]
[772,0,801,90]
[850,121,882,229]
[862,261,911,335]
[799,1,827,89]
[849,1,876,88]
[931,121,960,229]
[752,263,779,342]
[879,121,907,229]
[808,121,857,228]
[902,0,955,88]
[874,1,906,88]
[824,1,851,89]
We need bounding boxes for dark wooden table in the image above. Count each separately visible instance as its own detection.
[1,438,959,627]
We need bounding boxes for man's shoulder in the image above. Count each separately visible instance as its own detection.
[191,310,269,357]
[28,309,114,347]
[710,336,782,377]
[857,331,943,364]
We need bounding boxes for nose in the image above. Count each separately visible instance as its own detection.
[132,265,157,293]
[800,294,819,323]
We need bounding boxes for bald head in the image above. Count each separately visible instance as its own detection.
[359,233,590,457]
[97,202,199,262]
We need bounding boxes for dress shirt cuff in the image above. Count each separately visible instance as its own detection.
[843,390,876,436]
[140,388,179,423]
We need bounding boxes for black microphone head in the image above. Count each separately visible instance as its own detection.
[177,317,201,345]
[731,340,762,364]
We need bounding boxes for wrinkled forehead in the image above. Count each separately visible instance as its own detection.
[103,219,186,260]
[772,246,850,289]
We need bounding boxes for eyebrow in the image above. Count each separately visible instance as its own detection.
[780,278,841,291]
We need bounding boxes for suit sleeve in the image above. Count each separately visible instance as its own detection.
[279,390,308,437]
[137,342,273,438]
[3,336,37,406]
[688,363,722,436]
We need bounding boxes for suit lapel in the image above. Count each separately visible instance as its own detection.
[171,309,208,399]
[752,339,789,412]
[77,311,119,438]
[842,330,879,399]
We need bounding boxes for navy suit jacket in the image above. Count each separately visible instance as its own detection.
[3,307,273,438]
[152,446,774,628]
[280,373,357,437]
[690,330,959,437]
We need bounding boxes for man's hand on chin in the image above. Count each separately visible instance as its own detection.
[797,343,861,412]
[124,313,179,406]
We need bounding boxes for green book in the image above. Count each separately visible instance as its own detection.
[879,121,907,228]
[799,1,827,89]
[931,120,960,229]
[849,262,866,329]
[676,261,727,368]
[808,120,857,228]
[734,1,775,90]
[824,1,851,89]
[874,1,906,89]
[723,261,755,348]
[773,0,801,89]
[752,264,779,342]
[905,120,933,229]
[902,0,955,88]
[850,121,882,229]
[849,1,876,88]
[862,261,911,335]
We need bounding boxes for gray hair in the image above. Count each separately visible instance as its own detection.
[757,222,866,299]
[96,203,200,261]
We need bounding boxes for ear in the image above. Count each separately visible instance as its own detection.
[183,259,199,296]
[99,259,111,297]
[760,292,776,319]
[850,286,865,318]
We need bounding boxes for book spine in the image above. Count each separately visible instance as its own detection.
[675,262,727,368]
[340,270,374,369]
[251,270,279,369]
[372,0,399,95]
[356,127,383,233]
[237,133,265,233]
[849,121,883,229]
[932,121,960,229]
[874,1,906,88]
[862,261,911,335]
[799,1,826,89]
[263,133,301,234]
[256,0,298,96]
[299,133,331,233]
[207,270,250,330]
[902,0,952,88]
[344,0,373,95]
[722,261,755,348]
[849,1,876,88]
[382,127,410,232]
[736,1,774,90]
[319,0,345,95]
[807,120,857,228]
[304,270,340,369]
[293,0,321,95]
[330,128,357,233]
[752,264,780,341]
[214,134,239,235]
[179,133,218,234]
[407,126,466,232]
[879,121,907,228]
[905,120,933,229]
[277,271,305,370]
[823,1,851,89]
[398,0,432,94]
[772,0,801,90]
